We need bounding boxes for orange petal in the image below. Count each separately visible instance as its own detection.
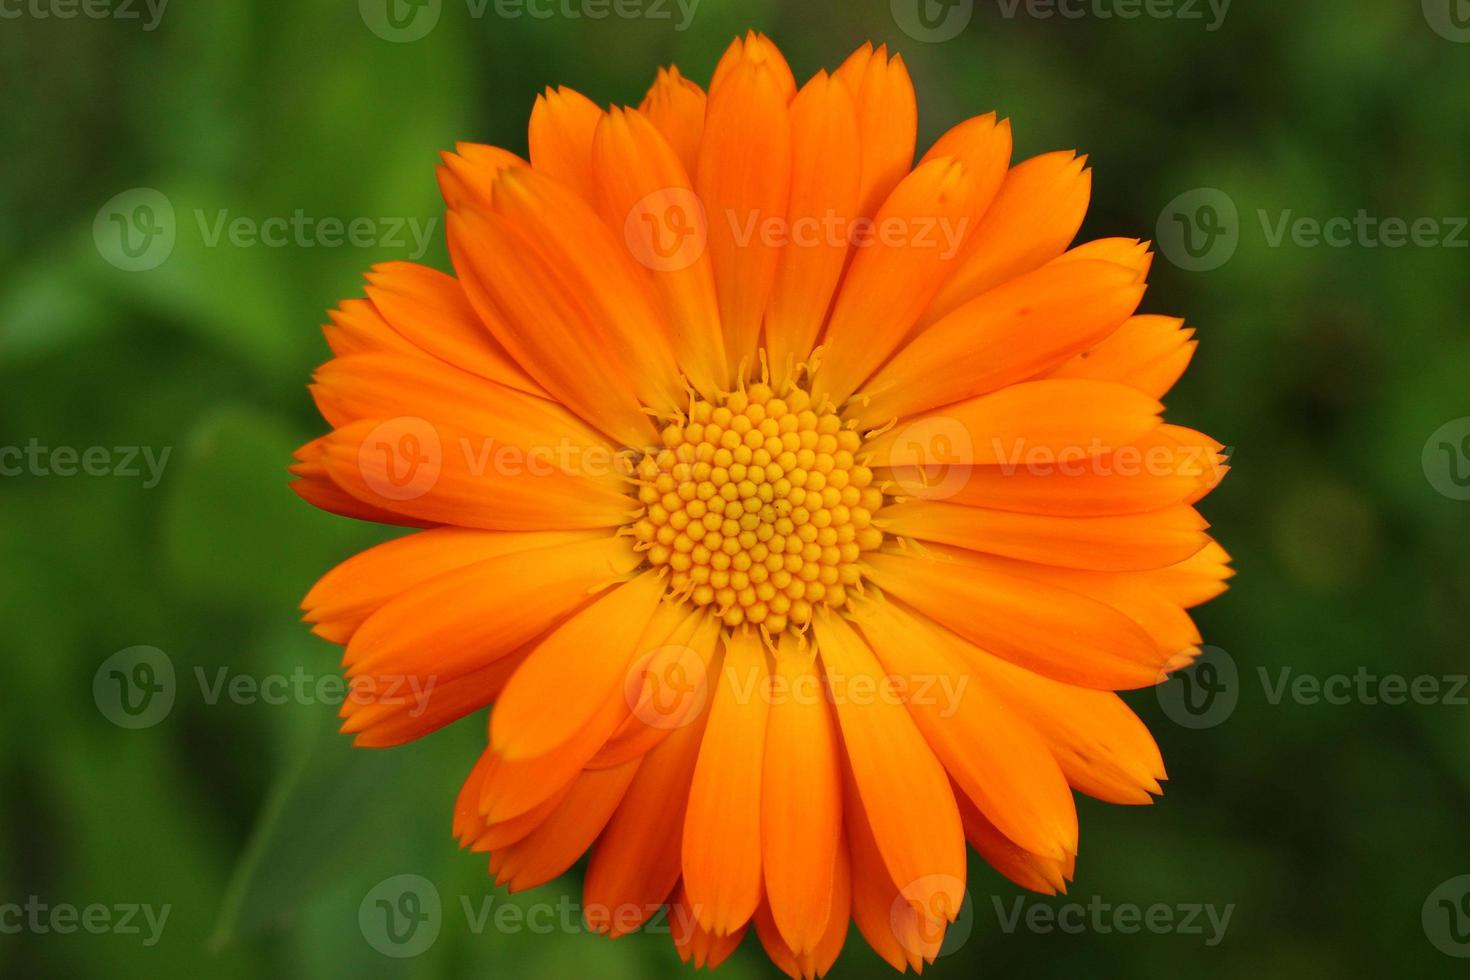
[343,533,637,680]
[489,759,641,892]
[753,843,850,980]
[763,71,862,386]
[864,549,1162,689]
[290,436,430,527]
[698,35,794,374]
[850,596,1078,860]
[436,142,525,212]
[321,297,423,359]
[852,257,1146,428]
[447,203,659,449]
[671,881,749,969]
[317,416,631,531]
[527,85,603,203]
[592,107,729,397]
[864,379,1163,468]
[491,570,667,760]
[362,261,546,398]
[639,65,706,179]
[341,648,527,749]
[877,500,1211,572]
[682,629,770,934]
[955,790,1074,895]
[882,425,1226,517]
[921,150,1092,326]
[761,635,843,956]
[918,113,1013,204]
[834,43,917,218]
[584,706,709,937]
[812,613,966,926]
[812,157,986,406]
[304,527,600,644]
[1045,313,1198,399]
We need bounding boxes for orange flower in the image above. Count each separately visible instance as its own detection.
[292,32,1231,976]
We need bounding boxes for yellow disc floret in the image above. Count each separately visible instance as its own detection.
[630,382,885,634]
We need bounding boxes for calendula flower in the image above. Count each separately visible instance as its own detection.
[292,32,1230,976]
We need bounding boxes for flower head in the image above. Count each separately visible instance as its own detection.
[293,32,1230,976]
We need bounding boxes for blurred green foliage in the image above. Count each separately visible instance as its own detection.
[2,0,1468,977]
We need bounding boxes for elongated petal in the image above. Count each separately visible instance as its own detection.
[877,500,1211,572]
[812,158,984,406]
[698,37,793,373]
[921,151,1091,326]
[683,630,770,934]
[812,613,966,924]
[671,882,749,969]
[304,527,599,643]
[528,85,603,203]
[639,65,706,179]
[864,549,1162,689]
[762,636,843,956]
[955,790,1074,894]
[363,261,546,397]
[764,71,861,385]
[436,142,524,212]
[584,707,709,937]
[491,570,667,760]
[850,596,1077,860]
[834,43,917,218]
[864,379,1163,468]
[1046,313,1198,398]
[318,417,631,531]
[852,258,1146,428]
[592,107,729,397]
[343,534,637,680]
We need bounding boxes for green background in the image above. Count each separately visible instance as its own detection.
[3,0,1468,976]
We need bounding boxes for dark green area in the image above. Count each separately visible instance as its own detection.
[2,0,1468,976]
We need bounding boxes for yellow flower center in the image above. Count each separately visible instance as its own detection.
[631,382,886,634]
